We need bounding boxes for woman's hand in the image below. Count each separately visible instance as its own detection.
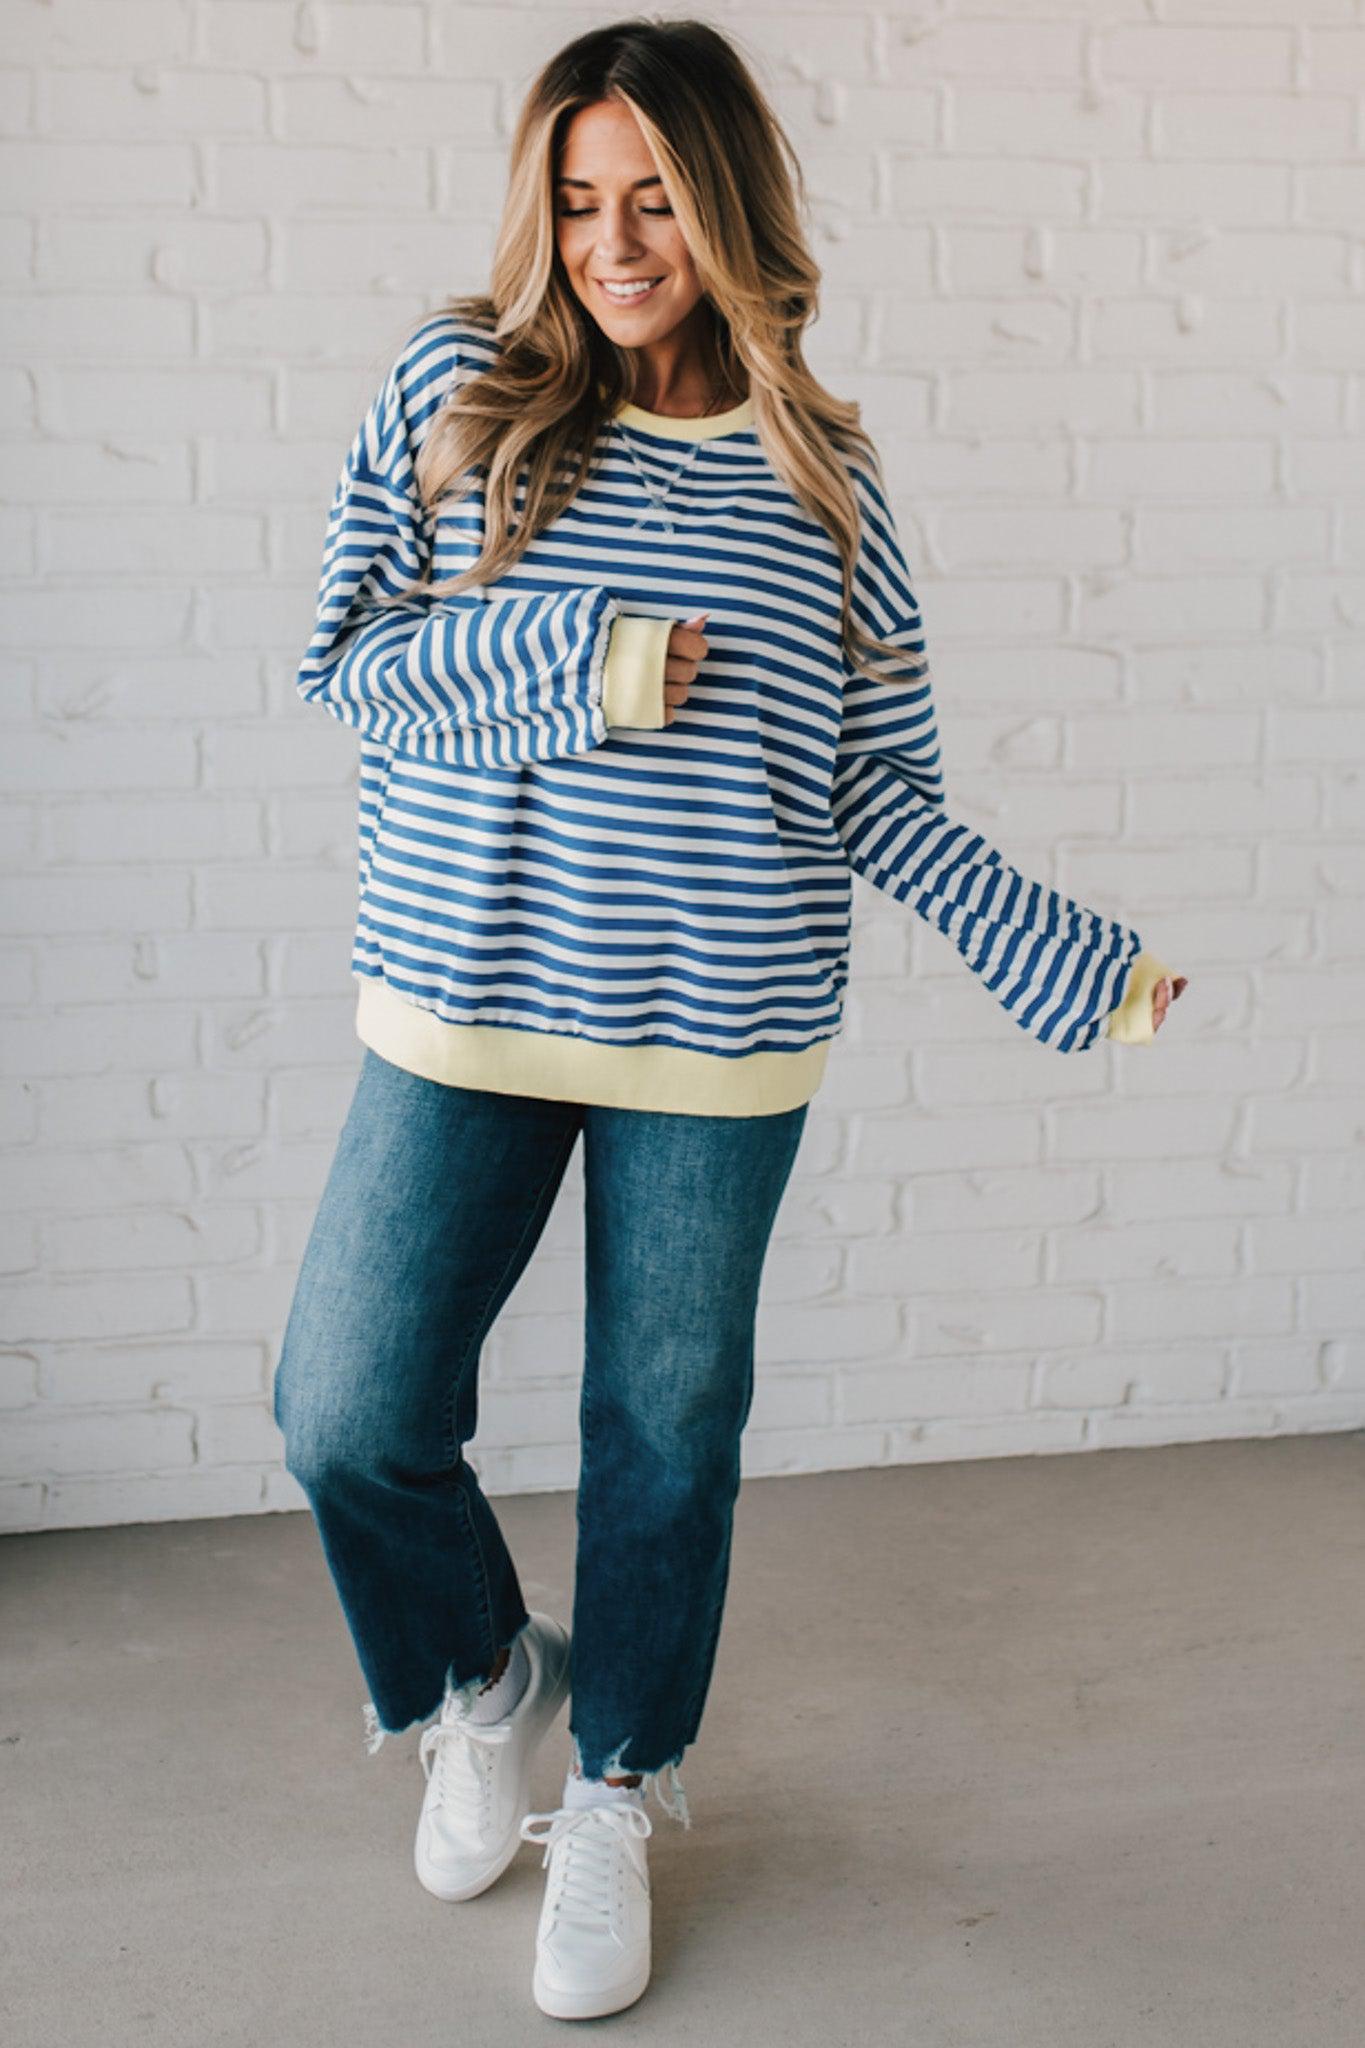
[1152,974,1188,1035]
[664,612,709,725]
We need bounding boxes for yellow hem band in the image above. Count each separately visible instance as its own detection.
[355,975,830,1117]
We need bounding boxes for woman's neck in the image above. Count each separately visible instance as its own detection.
[629,333,746,418]
[632,382,747,418]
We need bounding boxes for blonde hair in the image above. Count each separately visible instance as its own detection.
[400,17,925,685]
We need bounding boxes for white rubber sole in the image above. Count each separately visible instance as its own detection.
[414,1626,571,1904]
[532,1953,651,2021]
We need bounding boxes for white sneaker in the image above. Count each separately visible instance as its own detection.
[413,1612,570,1902]
[518,1798,654,2020]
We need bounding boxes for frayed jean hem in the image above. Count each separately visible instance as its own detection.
[570,1733,693,1831]
[359,1610,537,1756]
[357,1619,694,1832]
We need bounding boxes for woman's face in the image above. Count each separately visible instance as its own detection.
[554,98,705,345]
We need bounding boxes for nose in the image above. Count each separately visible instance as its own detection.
[592,206,648,264]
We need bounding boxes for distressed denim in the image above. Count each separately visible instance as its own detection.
[272,1047,807,1829]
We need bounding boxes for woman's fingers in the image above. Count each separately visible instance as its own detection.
[666,629,708,668]
[668,611,709,664]
[662,612,710,724]
[1151,974,1189,1034]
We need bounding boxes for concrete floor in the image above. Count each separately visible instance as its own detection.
[3,1434,1363,2047]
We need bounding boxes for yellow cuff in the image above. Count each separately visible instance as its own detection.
[1105,949,1176,1045]
[601,613,672,730]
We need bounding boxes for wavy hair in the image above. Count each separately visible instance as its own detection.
[396,16,923,684]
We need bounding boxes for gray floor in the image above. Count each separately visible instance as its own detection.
[3,1435,1363,2047]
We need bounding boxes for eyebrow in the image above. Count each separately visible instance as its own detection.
[555,173,663,190]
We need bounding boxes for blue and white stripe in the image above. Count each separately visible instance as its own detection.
[296,312,1142,1060]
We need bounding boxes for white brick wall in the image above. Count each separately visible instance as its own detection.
[4,2,1363,1533]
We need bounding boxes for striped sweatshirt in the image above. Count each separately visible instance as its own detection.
[294,311,1174,1116]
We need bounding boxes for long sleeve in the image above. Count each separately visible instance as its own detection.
[832,461,1149,1055]
[295,319,669,767]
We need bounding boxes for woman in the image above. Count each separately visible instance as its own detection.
[273,17,1186,2024]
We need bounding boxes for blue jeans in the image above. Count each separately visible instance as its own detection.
[272,1048,807,1829]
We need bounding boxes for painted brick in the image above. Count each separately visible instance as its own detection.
[1,4,1358,1534]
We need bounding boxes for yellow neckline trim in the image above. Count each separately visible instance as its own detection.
[612,393,755,440]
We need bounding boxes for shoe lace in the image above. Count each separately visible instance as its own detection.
[418,1710,517,1831]
[517,1804,653,1934]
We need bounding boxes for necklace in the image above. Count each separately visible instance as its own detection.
[616,368,728,537]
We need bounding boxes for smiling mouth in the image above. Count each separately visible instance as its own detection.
[597,277,664,304]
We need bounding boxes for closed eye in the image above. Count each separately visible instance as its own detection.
[559,206,673,218]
